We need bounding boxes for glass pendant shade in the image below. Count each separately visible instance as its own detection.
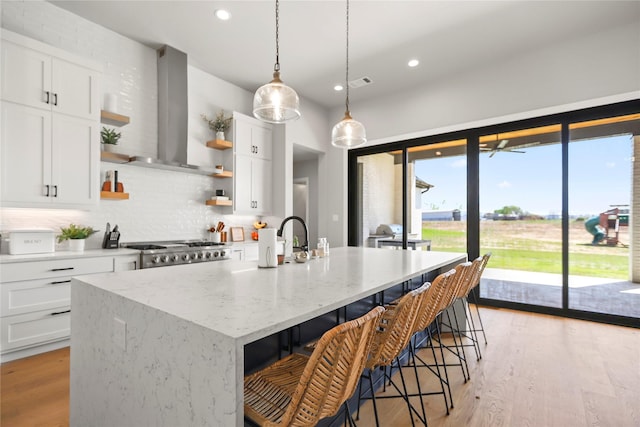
[331,112,367,148]
[332,0,365,149]
[253,71,301,123]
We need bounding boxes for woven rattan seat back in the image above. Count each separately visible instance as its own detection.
[454,261,476,299]
[366,283,430,370]
[412,268,457,334]
[473,252,491,288]
[438,262,470,311]
[244,305,385,427]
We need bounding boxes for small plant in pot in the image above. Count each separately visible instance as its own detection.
[201,110,232,140]
[58,224,98,252]
[101,127,121,152]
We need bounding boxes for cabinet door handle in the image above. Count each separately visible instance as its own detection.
[44,185,50,197]
[44,91,50,104]
[51,267,74,272]
[53,93,58,106]
[49,280,72,285]
[50,309,71,316]
[53,185,58,197]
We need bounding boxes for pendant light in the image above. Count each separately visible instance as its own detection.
[253,0,301,124]
[331,0,366,148]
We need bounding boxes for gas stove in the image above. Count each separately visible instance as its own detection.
[122,240,231,269]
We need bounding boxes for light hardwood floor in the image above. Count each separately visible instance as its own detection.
[2,307,639,427]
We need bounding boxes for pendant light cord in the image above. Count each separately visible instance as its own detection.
[345,0,350,114]
[274,0,280,72]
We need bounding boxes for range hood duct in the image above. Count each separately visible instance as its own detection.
[128,45,215,175]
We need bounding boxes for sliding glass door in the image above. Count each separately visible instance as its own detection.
[478,125,563,308]
[568,114,638,318]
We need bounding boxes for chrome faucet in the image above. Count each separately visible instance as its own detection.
[277,216,309,253]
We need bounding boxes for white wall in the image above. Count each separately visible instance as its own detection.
[360,153,396,242]
[293,160,319,246]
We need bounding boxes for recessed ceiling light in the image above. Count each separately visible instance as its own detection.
[214,9,231,20]
[435,151,442,156]
[408,59,419,68]
[334,84,344,91]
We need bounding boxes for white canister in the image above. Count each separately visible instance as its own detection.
[258,228,277,268]
[104,93,118,113]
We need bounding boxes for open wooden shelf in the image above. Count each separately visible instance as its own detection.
[206,199,232,206]
[206,139,233,150]
[101,191,129,200]
[212,170,233,178]
[100,151,130,164]
[101,110,130,127]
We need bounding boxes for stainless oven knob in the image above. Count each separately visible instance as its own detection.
[220,249,227,257]
[213,251,219,258]
[204,252,212,259]
[197,252,204,259]
[161,255,170,263]
[182,253,190,261]
[171,254,179,262]
[151,255,161,264]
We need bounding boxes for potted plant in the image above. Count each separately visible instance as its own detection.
[201,110,232,141]
[101,127,121,152]
[58,224,98,252]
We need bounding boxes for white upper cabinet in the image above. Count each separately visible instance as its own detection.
[0,30,101,209]
[234,114,272,160]
[1,36,99,121]
[233,113,273,215]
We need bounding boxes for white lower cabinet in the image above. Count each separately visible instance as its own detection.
[0,253,137,360]
[229,247,244,261]
[244,243,259,261]
[1,306,71,353]
[114,254,139,271]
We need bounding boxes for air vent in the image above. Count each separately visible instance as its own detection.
[348,76,373,89]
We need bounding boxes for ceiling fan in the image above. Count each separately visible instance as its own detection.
[481,139,527,157]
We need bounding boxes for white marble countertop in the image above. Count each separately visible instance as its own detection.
[0,248,140,263]
[75,247,466,345]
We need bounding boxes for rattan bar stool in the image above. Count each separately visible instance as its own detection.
[356,283,431,427]
[429,262,475,383]
[407,268,459,411]
[465,253,492,347]
[436,261,482,367]
[244,305,385,427]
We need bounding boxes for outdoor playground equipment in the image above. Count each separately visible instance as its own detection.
[585,207,628,246]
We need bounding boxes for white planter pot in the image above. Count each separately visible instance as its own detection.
[68,239,86,252]
[102,144,117,153]
[216,131,225,141]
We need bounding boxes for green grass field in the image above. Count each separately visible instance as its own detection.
[423,220,629,280]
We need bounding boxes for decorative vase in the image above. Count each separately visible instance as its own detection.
[68,239,86,252]
[216,131,225,141]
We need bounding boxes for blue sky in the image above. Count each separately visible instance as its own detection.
[415,134,632,217]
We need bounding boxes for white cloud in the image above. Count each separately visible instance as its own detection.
[451,158,466,168]
[498,180,512,189]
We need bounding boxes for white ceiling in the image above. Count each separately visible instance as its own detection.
[49,1,640,110]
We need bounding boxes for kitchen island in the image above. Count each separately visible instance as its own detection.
[70,247,465,427]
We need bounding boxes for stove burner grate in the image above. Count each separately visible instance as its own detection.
[125,244,167,250]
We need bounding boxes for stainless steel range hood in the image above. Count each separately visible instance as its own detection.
[128,45,216,175]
